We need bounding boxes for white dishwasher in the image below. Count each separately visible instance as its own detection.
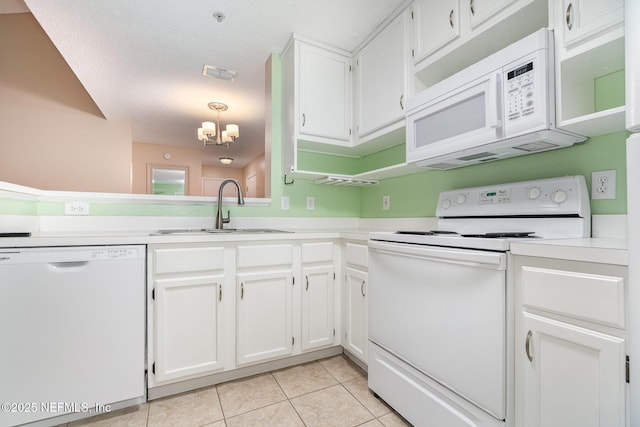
[0,245,146,427]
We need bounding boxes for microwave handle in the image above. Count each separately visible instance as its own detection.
[488,72,503,129]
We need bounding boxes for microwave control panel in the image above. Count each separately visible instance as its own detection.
[506,61,535,122]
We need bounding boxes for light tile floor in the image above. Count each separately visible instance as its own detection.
[62,355,412,427]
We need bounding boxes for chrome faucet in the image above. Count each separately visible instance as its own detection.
[215,179,245,229]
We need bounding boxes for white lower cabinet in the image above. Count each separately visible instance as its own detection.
[342,241,368,364]
[515,256,628,427]
[148,239,340,391]
[301,241,337,351]
[236,244,295,366]
[521,312,625,426]
[345,267,367,362]
[148,244,228,388]
[154,275,224,383]
[301,264,335,351]
[237,269,294,365]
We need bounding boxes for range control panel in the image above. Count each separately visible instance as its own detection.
[436,176,589,218]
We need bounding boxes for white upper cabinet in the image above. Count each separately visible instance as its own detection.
[468,0,518,29]
[560,0,624,50]
[282,36,352,147]
[552,0,625,136]
[299,42,352,142]
[355,11,410,142]
[411,0,547,90]
[412,0,460,66]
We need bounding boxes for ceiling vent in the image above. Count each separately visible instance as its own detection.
[202,65,237,82]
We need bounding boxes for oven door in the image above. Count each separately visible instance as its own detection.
[368,240,507,420]
[405,71,503,165]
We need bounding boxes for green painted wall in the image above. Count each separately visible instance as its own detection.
[360,131,628,217]
[0,54,629,220]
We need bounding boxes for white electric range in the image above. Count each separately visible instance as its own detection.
[367,175,590,427]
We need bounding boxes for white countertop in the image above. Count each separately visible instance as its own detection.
[0,230,627,267]
[0,229,373,248]
[510,238,628,266]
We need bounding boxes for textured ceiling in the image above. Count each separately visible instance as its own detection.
[21,0,407,167]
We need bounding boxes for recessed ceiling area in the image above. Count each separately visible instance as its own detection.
[17,0,407,168]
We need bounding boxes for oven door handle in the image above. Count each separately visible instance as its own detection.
[368,240,507,270]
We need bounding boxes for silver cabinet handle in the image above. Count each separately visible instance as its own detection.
[566,3,574,30]
[305,275,309,291]
[361,280,366,297]
[400,94,404,110]
[302,113,306,126]
[525,330,533,362]
[449,9,454,28]
[219,285,222,301]
[240,282,244,300]
[470,0,475,16]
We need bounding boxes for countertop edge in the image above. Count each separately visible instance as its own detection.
[510,238,628,266]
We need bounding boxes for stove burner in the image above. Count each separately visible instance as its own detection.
[395,230,458,236]
[460,232,536,238]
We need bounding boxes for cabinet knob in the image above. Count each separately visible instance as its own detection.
[566,3,574,31]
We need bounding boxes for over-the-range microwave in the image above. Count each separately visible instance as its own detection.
[405,28,586,170]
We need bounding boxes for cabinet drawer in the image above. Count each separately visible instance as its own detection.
[346,242,368,268]
[301,242,333,263]
[154,246,225,274]
[237,244,293,268]
[521,265,625,328]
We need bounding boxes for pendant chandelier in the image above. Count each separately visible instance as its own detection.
[197,102,239,147]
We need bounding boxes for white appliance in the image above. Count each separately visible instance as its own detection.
[0,245,146,427]
[625,0,640,422]
[405,28,586,170]
[368,176,590,427]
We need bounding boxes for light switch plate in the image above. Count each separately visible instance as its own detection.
[280,196,290,210]
[306,196,315,210]
[382,195,390,210]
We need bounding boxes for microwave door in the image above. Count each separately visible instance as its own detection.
[406,72,503,164]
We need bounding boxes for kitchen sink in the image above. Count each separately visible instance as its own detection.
[150,228,291,235]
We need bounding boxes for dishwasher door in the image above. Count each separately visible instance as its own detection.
[0,246,146,427]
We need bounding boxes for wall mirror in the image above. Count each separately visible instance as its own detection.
[147,165,189,195]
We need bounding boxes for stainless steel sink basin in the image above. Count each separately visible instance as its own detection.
[150,228,291,236]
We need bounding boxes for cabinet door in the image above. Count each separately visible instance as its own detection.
[521,312,626,427]
[154,275,224,383]
[355,12,407,138]
[237,270,294,365]
[345,267,368,363]
[301,265,335,351]
[468,0,517,29]
[299,42,351,141]
[412,0,460,64]
[560,0,624,49]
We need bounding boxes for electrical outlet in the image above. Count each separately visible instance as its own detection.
[306,196,315,210]
[64,201,90,215]
[591,170,616,200]
[280,196,290,211]
[382,195,391,210]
